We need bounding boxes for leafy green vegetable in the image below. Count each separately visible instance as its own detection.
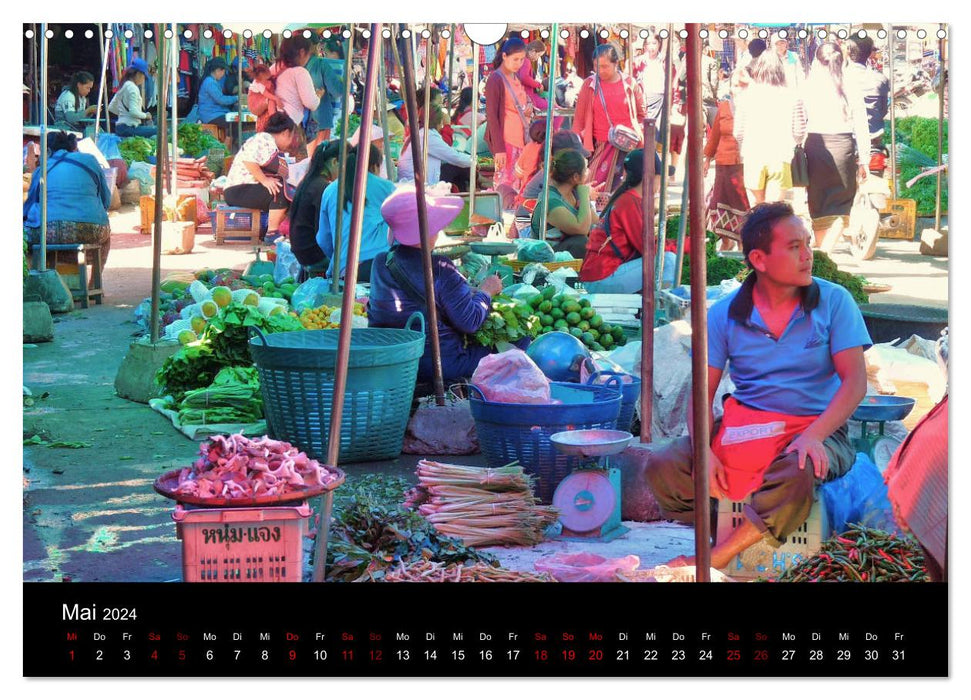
[156,303,303,399]
[679,232,747,285]
[325,475,498,582]
[886,116,948,215]
[811,250,870,305]
[118,136,156,166]
[176,122,225,158]
[177,367,263,425]
[474,295,542,348]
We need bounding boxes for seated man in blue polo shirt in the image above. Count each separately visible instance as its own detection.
[645,201,871,569]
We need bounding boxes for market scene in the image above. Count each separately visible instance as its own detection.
[22,21,948,585]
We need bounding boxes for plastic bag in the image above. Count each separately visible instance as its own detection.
[534,553,640,582]
[127,161,154,187]
[289,277,331,312]
[459,252,490,284]
[471,349,551,404]
[516,238,555,263]
[820,453,903,536]
[274,240,302,285]
[507,284,541,302]
[96,133,124,161]
[545,267,579,295]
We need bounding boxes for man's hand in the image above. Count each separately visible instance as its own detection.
[785,433,829,479]
[709,447,729,498]
[479,274,503,297]
[858,164,868,181]
[85,106,98,116]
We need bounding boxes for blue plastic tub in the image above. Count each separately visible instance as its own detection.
[468,379,622,503]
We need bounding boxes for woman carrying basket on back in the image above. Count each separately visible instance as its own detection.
[572,42,647,194]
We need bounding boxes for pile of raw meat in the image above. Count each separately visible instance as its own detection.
[174,434,340,499]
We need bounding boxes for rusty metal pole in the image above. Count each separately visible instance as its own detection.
[686,24,711,581]
[537,24,560,240]
[655,24,675,287]
[401,24,447,406]
[150,28,168,344]
[640,119,657,443]
[935,26,945,232]
[888,25,897,195]
[422,26,434,179]
[331,26,356,293]
[313,23,383,583]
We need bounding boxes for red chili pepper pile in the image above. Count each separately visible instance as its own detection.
[773,524,929,583]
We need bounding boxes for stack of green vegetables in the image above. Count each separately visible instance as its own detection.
[528,286,628,352]
[176,366,263,425]
[157,302,304,400]
[118,136,155,166]
[177,123,225,158]
[887,116,948,216]
[474,295,542,348]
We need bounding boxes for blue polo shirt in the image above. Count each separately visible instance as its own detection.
[707,275,872,416]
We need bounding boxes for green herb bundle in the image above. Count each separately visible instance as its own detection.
[474,295,542,348]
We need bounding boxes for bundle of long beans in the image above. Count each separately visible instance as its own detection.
[403,461,559,547]
[384,559,555,583]
[773,524,929,583]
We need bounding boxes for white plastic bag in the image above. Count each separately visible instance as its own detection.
[273,239,302,285]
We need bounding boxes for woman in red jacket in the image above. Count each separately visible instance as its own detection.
[485,37,535,209]
[572,42,647,193]
[579,148,651,293]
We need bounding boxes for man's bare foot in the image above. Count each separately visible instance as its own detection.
[665,555,695,568]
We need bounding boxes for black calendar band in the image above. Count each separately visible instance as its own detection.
[24,582,947,677]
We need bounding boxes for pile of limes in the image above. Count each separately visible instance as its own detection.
[527,287,628,352]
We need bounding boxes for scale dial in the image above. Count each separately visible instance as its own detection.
[552,470,616,533]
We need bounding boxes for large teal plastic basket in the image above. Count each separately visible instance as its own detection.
[249,313,425,463]
[468,378,622,503]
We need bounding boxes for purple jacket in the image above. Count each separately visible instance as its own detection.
[368,246,494,382]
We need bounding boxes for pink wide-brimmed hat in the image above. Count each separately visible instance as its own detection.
[381,183,464,247]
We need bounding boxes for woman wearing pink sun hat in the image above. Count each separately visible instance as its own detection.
[368,184,530,383]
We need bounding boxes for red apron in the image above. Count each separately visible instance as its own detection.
[711,397,819,501]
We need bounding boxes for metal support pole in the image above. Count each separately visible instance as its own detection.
[887,24,896,195]
[237,36,243,150]
[537,24,560,240]
[639,119,657,443]
[935,26,945,232]
[171,23,179,197]
[95,25,109,138]
[400,23,447,407]
[686,24,711,582]
[673,165,690,288]
[39,23,48,272]
[656,24,674,288]
[315,23,383,583]
[378,42,395,180]
[469,33,479,219]
[330,26,356,293]
[421,27,434,186]
[447,24,456,102]
[150,30,168,344]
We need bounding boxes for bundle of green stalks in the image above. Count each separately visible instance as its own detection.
[403,461,560,547]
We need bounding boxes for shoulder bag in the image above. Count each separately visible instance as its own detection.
[791,145,810,188]
[496,71,532,144]
[596,74,641,152]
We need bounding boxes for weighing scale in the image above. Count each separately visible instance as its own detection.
[851,395,916,472]
[243,247,276,279]
[468,241,517,286]
[550,429,632,542]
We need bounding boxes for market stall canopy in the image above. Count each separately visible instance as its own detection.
[218,23,290,36]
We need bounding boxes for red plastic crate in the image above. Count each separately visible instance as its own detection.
[173,503,310,582]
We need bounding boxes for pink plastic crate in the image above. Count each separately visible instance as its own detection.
[173,503,311,582]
